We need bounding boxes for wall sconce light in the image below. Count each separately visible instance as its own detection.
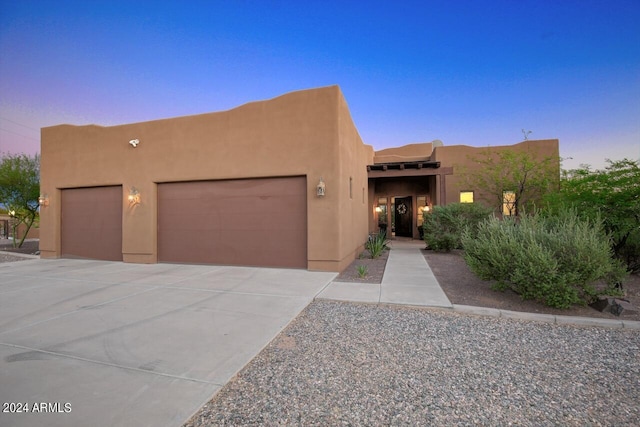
[424,205,431,213]
[128,187,141,204]
[375,206,382,213]
[38,194,49,207]
[316,177,326,197]
[129,139,140,148]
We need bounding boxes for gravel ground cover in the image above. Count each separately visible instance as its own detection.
[185,300,640,426]
[0,252,29,262]
[0,239,39,263]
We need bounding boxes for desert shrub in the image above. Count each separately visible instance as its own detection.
[365,230,389,259]
[462,210,626,308]
[423,203,493,252]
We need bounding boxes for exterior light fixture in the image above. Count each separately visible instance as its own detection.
[424,205,431,212]
[128,187,140,204]
[129,139,140,148]
[38,194,49,207]
[316,177,326,197]
[375,206,382,213]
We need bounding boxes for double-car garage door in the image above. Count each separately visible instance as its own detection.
[158,177,307,268]
[61,177,307,268]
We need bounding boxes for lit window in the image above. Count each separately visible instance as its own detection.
[460,191,474,203]
[502,191,516,216]
[417,196,427,226]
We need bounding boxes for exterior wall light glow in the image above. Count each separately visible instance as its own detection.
[128,188,140,204]
[375,206,382,213]
[38,194,49,207]
[316,177,326,197]
[129,139,140,148]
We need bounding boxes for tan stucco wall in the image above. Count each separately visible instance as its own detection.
[40,85,372,271]
[334,91,374,270]
[432,139,560,208]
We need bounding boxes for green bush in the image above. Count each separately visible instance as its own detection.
[365,230,389,258]
[462,210,627,309]
[543,159,640,273]
[423,203,493,252]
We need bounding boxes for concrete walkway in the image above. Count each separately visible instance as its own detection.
[317,240,451,307]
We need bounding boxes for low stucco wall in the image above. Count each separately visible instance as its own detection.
[40,86,373,271]
[0,215,39,240]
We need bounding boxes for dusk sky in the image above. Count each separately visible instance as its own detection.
[1,0,638,170]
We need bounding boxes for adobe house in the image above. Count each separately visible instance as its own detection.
[39,85,559,271]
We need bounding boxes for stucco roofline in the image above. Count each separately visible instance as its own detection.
[41,85,344,130]
[439,139,560,151]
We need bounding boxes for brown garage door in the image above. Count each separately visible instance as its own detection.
[158,177,307,268]
[61,186,123,261]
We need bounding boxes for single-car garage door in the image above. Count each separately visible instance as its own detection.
[61,186,123,261]
[158,177,307,268]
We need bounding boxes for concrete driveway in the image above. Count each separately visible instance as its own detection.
[0,258,336,427]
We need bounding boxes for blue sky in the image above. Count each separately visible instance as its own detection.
[1,0,638,170]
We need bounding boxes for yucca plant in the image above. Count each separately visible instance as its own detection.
[365,231,389,259]
[356,265,368,278]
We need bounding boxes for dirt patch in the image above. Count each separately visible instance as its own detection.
[0,239,39,255]
[334,249,388,284]
[424,249,640,322]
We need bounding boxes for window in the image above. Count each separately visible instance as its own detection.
[377,197,388,230]
[502,191,516,216]
[460,191,474,203]
[417,196,427,226]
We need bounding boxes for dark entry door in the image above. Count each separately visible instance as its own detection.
[394,196,413,237]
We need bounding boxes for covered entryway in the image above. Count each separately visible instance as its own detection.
[61,186,123,261]
[368,162,453,239]
[158,176,307,268]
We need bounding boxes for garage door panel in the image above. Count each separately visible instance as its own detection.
[158,177,307,268]
[61,186,123,261]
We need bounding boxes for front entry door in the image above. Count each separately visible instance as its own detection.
[394,196,413,237]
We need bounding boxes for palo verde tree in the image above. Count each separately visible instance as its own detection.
[0,152,40,247]
[458,148,560,216]
[545,159,640,272]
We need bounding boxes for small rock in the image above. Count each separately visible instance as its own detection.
[590,297,637,316]
[615,299,637,315]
